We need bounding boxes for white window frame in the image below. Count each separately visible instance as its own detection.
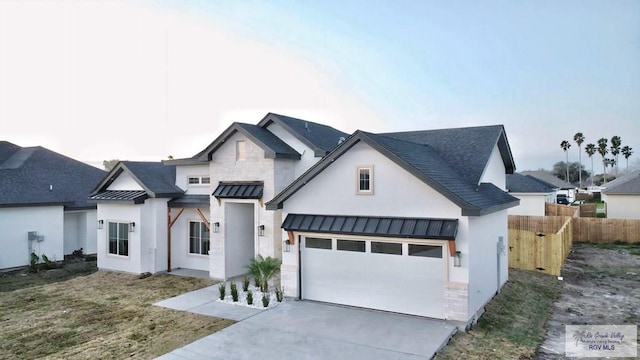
[356,165,374,195]
[236,140,246,161]
[188,220,210,256]
[187,175,210,186]
[107,221,130,257]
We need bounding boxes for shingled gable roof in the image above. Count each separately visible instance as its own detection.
[520,171,575,189]
[603,174,640,194]
[257,113,349,157]
[189,122,301,162]
[0,141,105,209]
[267,127,519,216]
[507,173,557,193]
[89,161,183,202]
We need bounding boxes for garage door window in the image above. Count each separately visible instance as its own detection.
[408,244,442,258]
[306,237,332,250]
[371,242,402,255]
[337,239,365,252]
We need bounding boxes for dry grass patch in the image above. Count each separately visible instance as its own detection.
[0,266,234,359]
[435,269,562,360]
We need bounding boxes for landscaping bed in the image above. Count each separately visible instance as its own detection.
[0,264,233,359]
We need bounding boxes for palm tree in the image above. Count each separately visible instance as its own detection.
[585,143,596,186]
[610,135,622,177]
[573,132,585,188]
[605,158,616,176]
[597,138,609,183]
[560,140,571,182]
[621,146,633,172]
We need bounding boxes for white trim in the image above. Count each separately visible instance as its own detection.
[187,175,211,186]
[355,165,374,195]
[105,220,131,258]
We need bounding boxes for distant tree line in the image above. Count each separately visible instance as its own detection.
[559,133,633,186]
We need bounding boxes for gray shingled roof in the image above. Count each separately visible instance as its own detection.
[89,161,183,201]
[258,113,349,156]
[600,170,640,190]
[380,125,515,184]
[282,214,459,240]
[267,127,519,216]
[0,141,105,209]
[520,171,575,189]
[507,173,557,193]
[603,175,640,194]
[193,122,301,161]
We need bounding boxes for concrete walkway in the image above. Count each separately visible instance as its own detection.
[155,287,457,360]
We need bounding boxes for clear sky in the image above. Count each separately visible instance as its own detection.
[1,0,638,173]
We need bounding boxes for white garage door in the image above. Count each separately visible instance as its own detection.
[301,236,446,319]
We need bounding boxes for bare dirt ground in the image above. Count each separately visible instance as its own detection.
[0,262,234,359]
[536,243,640,359]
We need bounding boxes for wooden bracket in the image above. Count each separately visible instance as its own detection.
[196,208,211,230]
[287,231,295,245]
[448,240,456,257]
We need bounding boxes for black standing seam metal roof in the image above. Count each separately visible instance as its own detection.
[282,214,458,240]
[0,141,106,209]
[168,194,211,208]
[88,190,148,204]
[213,182,264,199]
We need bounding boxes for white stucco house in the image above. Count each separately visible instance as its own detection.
[601,172,640,219]
[89,113,347,277]
[0,141,105,270]
[520,170,576,203]
[506,173,557,216]
[266,125,519,323]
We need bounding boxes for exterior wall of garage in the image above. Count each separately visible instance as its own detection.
[467,210,509,320]
[601,194,640,219]
[278,141,475,321]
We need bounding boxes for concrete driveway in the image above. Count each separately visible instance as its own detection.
[156,301,457,360]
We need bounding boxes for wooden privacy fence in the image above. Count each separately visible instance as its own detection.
[573,218,640,243]
[579,203,597,218]
[508,215,573,276]
[545,203,579,217]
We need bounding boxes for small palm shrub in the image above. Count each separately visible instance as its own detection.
[242,276,250,291]
[218,283,226,300]
[262,292,270,308]
[246,291,254,305]
[230,282,238,302]
[247,255,281,292]
[275,286,284,302]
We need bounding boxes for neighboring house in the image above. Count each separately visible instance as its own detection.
[601,173,640,219]
[520,170,576,203]
[89,113,347,278]
[506,173,557,216]
[0,141,105,270]
[266,125,519,323]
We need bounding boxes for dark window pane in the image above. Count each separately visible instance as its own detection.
[188,177,200,184]
[201,177,211,184]
[359,169,370,191]
[408,244,442,258]
[305,237,332,250]
[337,239,365,252]
[371,242,402,255]
[108,222,118,254]
[119,240,128,256]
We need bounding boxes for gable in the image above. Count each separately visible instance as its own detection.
[267,130,519,216]
[106,171,144,191]
[280,141,462,218]
[480,144,507,190]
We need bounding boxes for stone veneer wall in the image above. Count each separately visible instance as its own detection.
[444,282,469,322]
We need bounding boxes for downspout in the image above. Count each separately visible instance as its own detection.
[167,207,171,272]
